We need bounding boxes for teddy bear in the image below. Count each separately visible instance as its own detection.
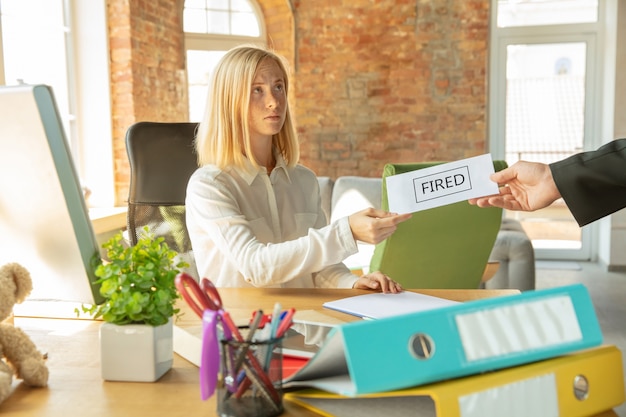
[0,263,49,404]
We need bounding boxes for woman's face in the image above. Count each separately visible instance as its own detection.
[248,58,287,144]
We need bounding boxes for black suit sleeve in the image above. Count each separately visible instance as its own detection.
[549,139,626,226]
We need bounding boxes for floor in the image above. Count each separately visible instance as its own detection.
[536,261,626,416]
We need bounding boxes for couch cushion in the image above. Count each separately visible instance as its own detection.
[329,176,382,273]
[317,176,334,224]
[330,176,382,222]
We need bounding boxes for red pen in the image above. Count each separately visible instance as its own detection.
[249,310,272,328]
[276,308,296,337]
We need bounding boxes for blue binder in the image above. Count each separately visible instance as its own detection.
[283,284,603,396]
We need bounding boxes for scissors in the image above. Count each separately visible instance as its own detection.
[174,273,280,403]
[174,272,224,318]
[174,272,228,400]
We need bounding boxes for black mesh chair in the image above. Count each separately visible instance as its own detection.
[125,121,199,259]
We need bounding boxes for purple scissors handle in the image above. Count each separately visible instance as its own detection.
[200,309,220,400]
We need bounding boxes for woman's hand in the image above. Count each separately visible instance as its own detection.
[348,208,412,245]
[352,270,403,293]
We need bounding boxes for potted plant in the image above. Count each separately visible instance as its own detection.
[77,226,188,382]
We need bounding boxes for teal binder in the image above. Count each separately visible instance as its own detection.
[283,284,603,396]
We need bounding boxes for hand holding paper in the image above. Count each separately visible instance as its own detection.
[386,154,499,214]
[348,208,411,244]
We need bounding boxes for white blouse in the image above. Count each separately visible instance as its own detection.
[185,154,359,288]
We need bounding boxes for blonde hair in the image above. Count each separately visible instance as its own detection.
[195,45,299,169]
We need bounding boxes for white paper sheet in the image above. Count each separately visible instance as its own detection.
[323,291,459,319]
[386,154,499,214]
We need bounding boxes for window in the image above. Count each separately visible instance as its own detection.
[489,0,611,261]
[505,42,586,164]
[0,0,114,207]
[497,0,598,28]
[0,1,71,141]
[184,0,265,121]
[184,0,260,36]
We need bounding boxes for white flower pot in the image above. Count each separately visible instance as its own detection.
[100,318,173,382]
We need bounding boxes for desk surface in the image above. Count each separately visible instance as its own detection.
[2,288,618,417]
[88,206,127,235]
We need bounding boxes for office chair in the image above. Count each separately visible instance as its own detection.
[369,161,507,289]
[125,121,199,260]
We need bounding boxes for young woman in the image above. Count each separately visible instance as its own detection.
[186,45,410,290]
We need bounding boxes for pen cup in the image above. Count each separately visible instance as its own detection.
[217,327,284,417]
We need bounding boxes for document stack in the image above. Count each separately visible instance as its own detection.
[283,284,625,417]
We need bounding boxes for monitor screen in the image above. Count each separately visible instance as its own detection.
[0,84,103,306]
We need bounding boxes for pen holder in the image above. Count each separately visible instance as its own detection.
[217,327,284,417]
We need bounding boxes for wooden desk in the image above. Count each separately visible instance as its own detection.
[2,288,618,417]
[88,207,127,248]
[88,207,127,236]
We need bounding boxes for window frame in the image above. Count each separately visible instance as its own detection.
[183,0,266,123]
[488,0,618,262]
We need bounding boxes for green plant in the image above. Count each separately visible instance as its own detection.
[77,227,188,326]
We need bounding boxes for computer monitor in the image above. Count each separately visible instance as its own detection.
[0,84,103,305]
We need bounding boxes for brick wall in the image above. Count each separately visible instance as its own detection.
[107,0,489,204]
[293,0,490,178]
[108,0,188,204]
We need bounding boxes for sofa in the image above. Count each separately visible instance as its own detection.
[318,176,536,291]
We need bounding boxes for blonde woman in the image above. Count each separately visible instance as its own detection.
[186,45,410,290]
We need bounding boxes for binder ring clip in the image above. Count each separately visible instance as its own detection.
[573,374,589,400]
[408,333,435,360]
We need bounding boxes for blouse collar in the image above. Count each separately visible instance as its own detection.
[235,149,291,185]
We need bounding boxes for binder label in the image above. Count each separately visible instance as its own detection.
[455,295,582,361]
[458,373,559,417]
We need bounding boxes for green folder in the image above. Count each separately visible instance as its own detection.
[369,160,507,289]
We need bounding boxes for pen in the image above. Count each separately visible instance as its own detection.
[269,302,282,339]
[249,312,272,328]
[220,311,242,341]
[233,353,281,402]
[261,303,282,372]
[240,360,282,412]
[217,312,237,393]
[231,309,264,386]
[276,308,296,338]
[249,309,265,338]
